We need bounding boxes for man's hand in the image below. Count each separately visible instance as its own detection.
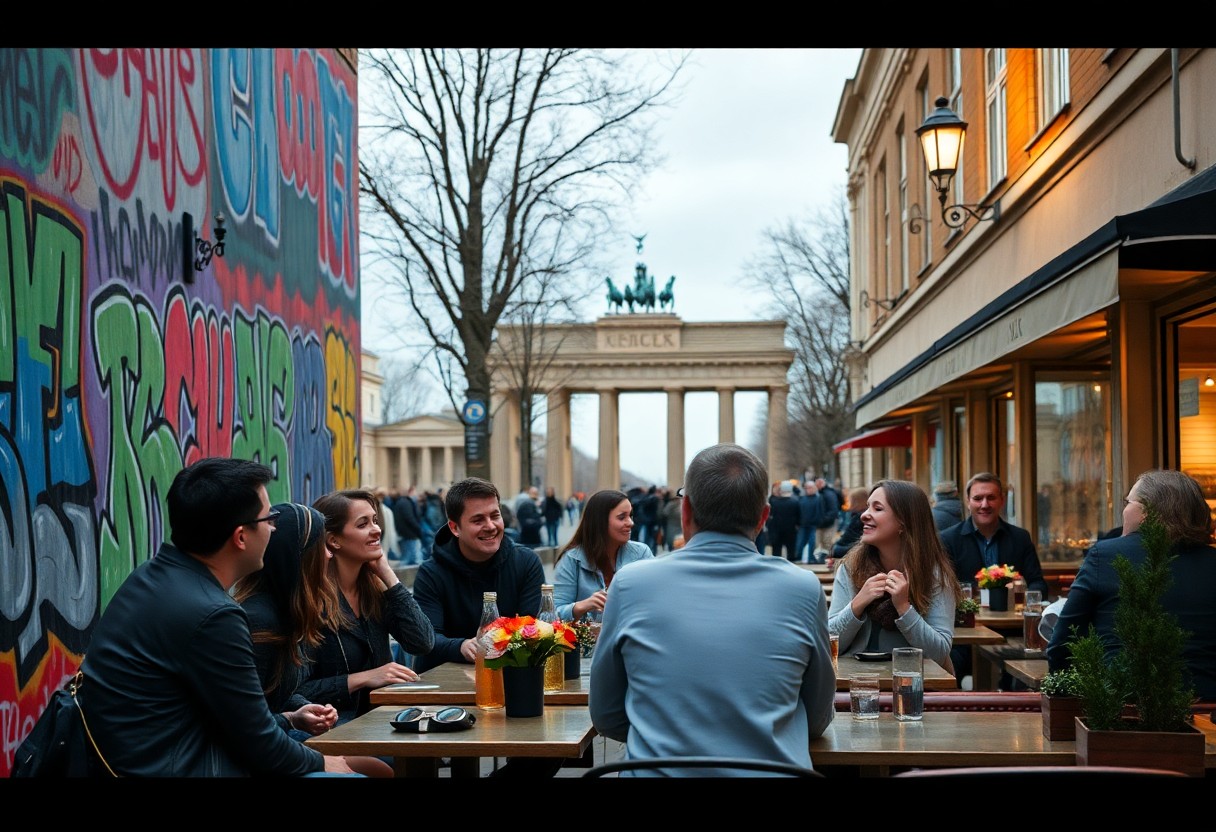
[288,703,338,736]
[460,637,480,662]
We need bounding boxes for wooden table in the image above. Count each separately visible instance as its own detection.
[976,608,1024,629]
[975,636,1046,691]
[951,625,1006,690]
[836,655,956,691]
[812,711,1216,775]
[305,704,597,777]
[371,659,591,706]
[798,563,834,584]
[1006,658,1049,690]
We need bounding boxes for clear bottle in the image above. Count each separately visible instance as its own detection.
[538,584,564,692]
[475,591,505,709]
[1012,576,1027,612]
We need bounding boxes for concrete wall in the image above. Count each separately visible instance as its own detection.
[0,48,361,775]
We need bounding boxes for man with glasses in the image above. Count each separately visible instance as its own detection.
[80,457,355,776]
[589,443,836,775]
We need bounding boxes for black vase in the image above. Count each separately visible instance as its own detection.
[564,648,582,680]
[502,665,545,718]
[988,585,1009,612]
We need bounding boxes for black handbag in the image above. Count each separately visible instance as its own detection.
[11,671,115,777]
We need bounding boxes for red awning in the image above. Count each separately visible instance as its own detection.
[832,423,913,453]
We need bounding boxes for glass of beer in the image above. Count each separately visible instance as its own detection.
[829,633,839,673]
[1023,590,1047,652]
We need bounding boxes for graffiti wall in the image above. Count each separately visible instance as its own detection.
[0,48,361,776]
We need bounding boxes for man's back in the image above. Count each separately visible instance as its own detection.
[589,532,835,773]
[82,544,320,776]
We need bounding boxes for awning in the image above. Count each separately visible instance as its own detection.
[851,162,1216,428]
[833,422,912,453]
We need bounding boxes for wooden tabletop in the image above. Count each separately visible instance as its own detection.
[371,659,592,706]
[836,655,957,690]
[975,608,1025,629]
[812,712,1216,773]
[1005,658,1049,690]
[797,563,834,583]
[305,704,597,777]
[951,625,1007,646]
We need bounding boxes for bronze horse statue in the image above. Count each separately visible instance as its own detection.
[632,263,656,313]
[605,278,625,313]
[659,276,676,311]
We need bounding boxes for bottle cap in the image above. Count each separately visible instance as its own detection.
[541,584,554,591]
[483,591,497,600]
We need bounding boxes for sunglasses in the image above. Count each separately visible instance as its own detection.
[390,706,476,733]
[243,509,281,528]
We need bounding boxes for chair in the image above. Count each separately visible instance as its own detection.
[893,765,1187,780]
[582,756,826,778]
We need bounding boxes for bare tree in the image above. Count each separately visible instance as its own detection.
[746,188,853,479]
[359,48,685,478]
[378,355,439,424]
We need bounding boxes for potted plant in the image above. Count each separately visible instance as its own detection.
[481,615,577,717]
[1063,512,1204,776]
[954,596,980,628]
[1039,666,1083,740]
[975,564,1020,611]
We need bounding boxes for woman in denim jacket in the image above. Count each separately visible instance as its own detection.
[553,489,654,622]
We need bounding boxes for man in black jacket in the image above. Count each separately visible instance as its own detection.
[392,485,424,565]
[80,457,354,776]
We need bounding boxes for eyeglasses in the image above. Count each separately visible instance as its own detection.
[676,486,685,498]
[390,706,476,733]
[244,509,281,528]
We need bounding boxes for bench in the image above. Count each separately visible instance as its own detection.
[833,690,1042,712]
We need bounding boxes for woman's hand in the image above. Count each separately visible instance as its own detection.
[885,569,910,614]
[287,703,338,735]
[850,571,890,618]
[367,550,400,588]
[352,661,418,692]
[573,590,608,621]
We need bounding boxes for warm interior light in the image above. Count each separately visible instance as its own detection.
[1093,384,1101,392]
[1005,391,1014,399]
[1206,375,1215,387]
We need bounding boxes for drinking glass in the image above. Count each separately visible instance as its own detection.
[892,647,924,721]
[1023,590,1047,652]
[849,673,881,720]
[959,583,972,601]
[829,634,839,674]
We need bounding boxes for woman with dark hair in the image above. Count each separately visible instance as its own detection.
[233,502,394,777]
[553,489,654,622]
[1046,469,1216,699]
[298,489,435,723]
[828,480,960,668]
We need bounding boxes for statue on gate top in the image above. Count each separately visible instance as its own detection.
[606,234,674,315]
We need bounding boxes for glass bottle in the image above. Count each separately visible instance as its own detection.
[1012,576,1027,612]
[538,584,564,692]
[475,591,505,709]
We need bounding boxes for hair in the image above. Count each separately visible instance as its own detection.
[557,490,630,573]
[313,489,386,624]
[1132,469,1214,546]
[167,457,274,555]
[683,444,768,537]
[846,486,868,512]
[444,477,501,524]
[965,472,1003,499]
[846,480,961,612]
[232,503,341,698]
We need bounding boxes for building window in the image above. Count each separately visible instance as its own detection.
[1035,374,1112,559]
[947,49,964,210]
[985,48,1007,188]
[878,160,890,310]
[1037,48,1070,129]
[917,79,932,266]
[898,121,909,293]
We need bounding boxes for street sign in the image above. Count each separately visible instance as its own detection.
[465,422,489,463]
[462,399,487,425]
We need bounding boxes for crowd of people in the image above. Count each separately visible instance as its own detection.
[55,444,1216,777]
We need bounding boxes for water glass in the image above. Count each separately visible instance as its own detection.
[959,583,972,601]
[892,647,924,721]
[849,673,881,720]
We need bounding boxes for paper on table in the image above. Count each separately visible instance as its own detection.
[383,683,440,690]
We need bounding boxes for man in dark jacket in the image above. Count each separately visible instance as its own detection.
[412,477,545,674]
[813,477,841,561]
[796,481,823,563]
[931,480,964,531]
[79,457,352,776]
[393,485,424,565]
[767,481,802,561]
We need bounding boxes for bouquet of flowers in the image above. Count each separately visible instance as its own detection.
[480,615,576,669]
[975,563,1020,589]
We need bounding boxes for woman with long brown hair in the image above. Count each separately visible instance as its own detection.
[553,489,654,622]
[297,489,434,724]
[827,480,959,667]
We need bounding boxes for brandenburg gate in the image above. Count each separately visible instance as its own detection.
[487,314,794,495]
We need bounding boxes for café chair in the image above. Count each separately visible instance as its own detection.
[583,756,826,778]
[893,765,1187,781]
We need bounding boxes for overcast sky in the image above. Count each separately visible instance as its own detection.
[361,48,864,487]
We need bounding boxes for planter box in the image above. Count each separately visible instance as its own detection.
[955,611,976,628]
[1074,717,1206,777]
[1041,695,1082,740]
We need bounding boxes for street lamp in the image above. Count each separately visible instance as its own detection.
[916,97,999,229]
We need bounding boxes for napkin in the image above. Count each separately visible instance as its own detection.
[1039,598,1067,642]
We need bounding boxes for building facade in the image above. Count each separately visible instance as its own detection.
[833,48,1216,555]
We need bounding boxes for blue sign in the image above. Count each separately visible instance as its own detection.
[462,400,487,425]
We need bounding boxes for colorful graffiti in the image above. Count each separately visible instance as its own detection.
[0,48,360,776]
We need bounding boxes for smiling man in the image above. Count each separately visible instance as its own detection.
[412,477,545,674]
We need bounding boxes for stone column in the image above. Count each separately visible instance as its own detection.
[666,387,685,488]
[767,385,789,480]
[718,387,735,444]
[421,446,435,491]
[442,445,453,488]
[489,390,522,493]
[597,389,620,490]
[546,388,573,500]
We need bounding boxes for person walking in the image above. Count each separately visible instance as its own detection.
[542,486,564,548]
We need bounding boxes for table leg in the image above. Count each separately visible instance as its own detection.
[398,757,438,778]
[449,757,480,778]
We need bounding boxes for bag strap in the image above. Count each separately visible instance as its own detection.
[71,671,119,777]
